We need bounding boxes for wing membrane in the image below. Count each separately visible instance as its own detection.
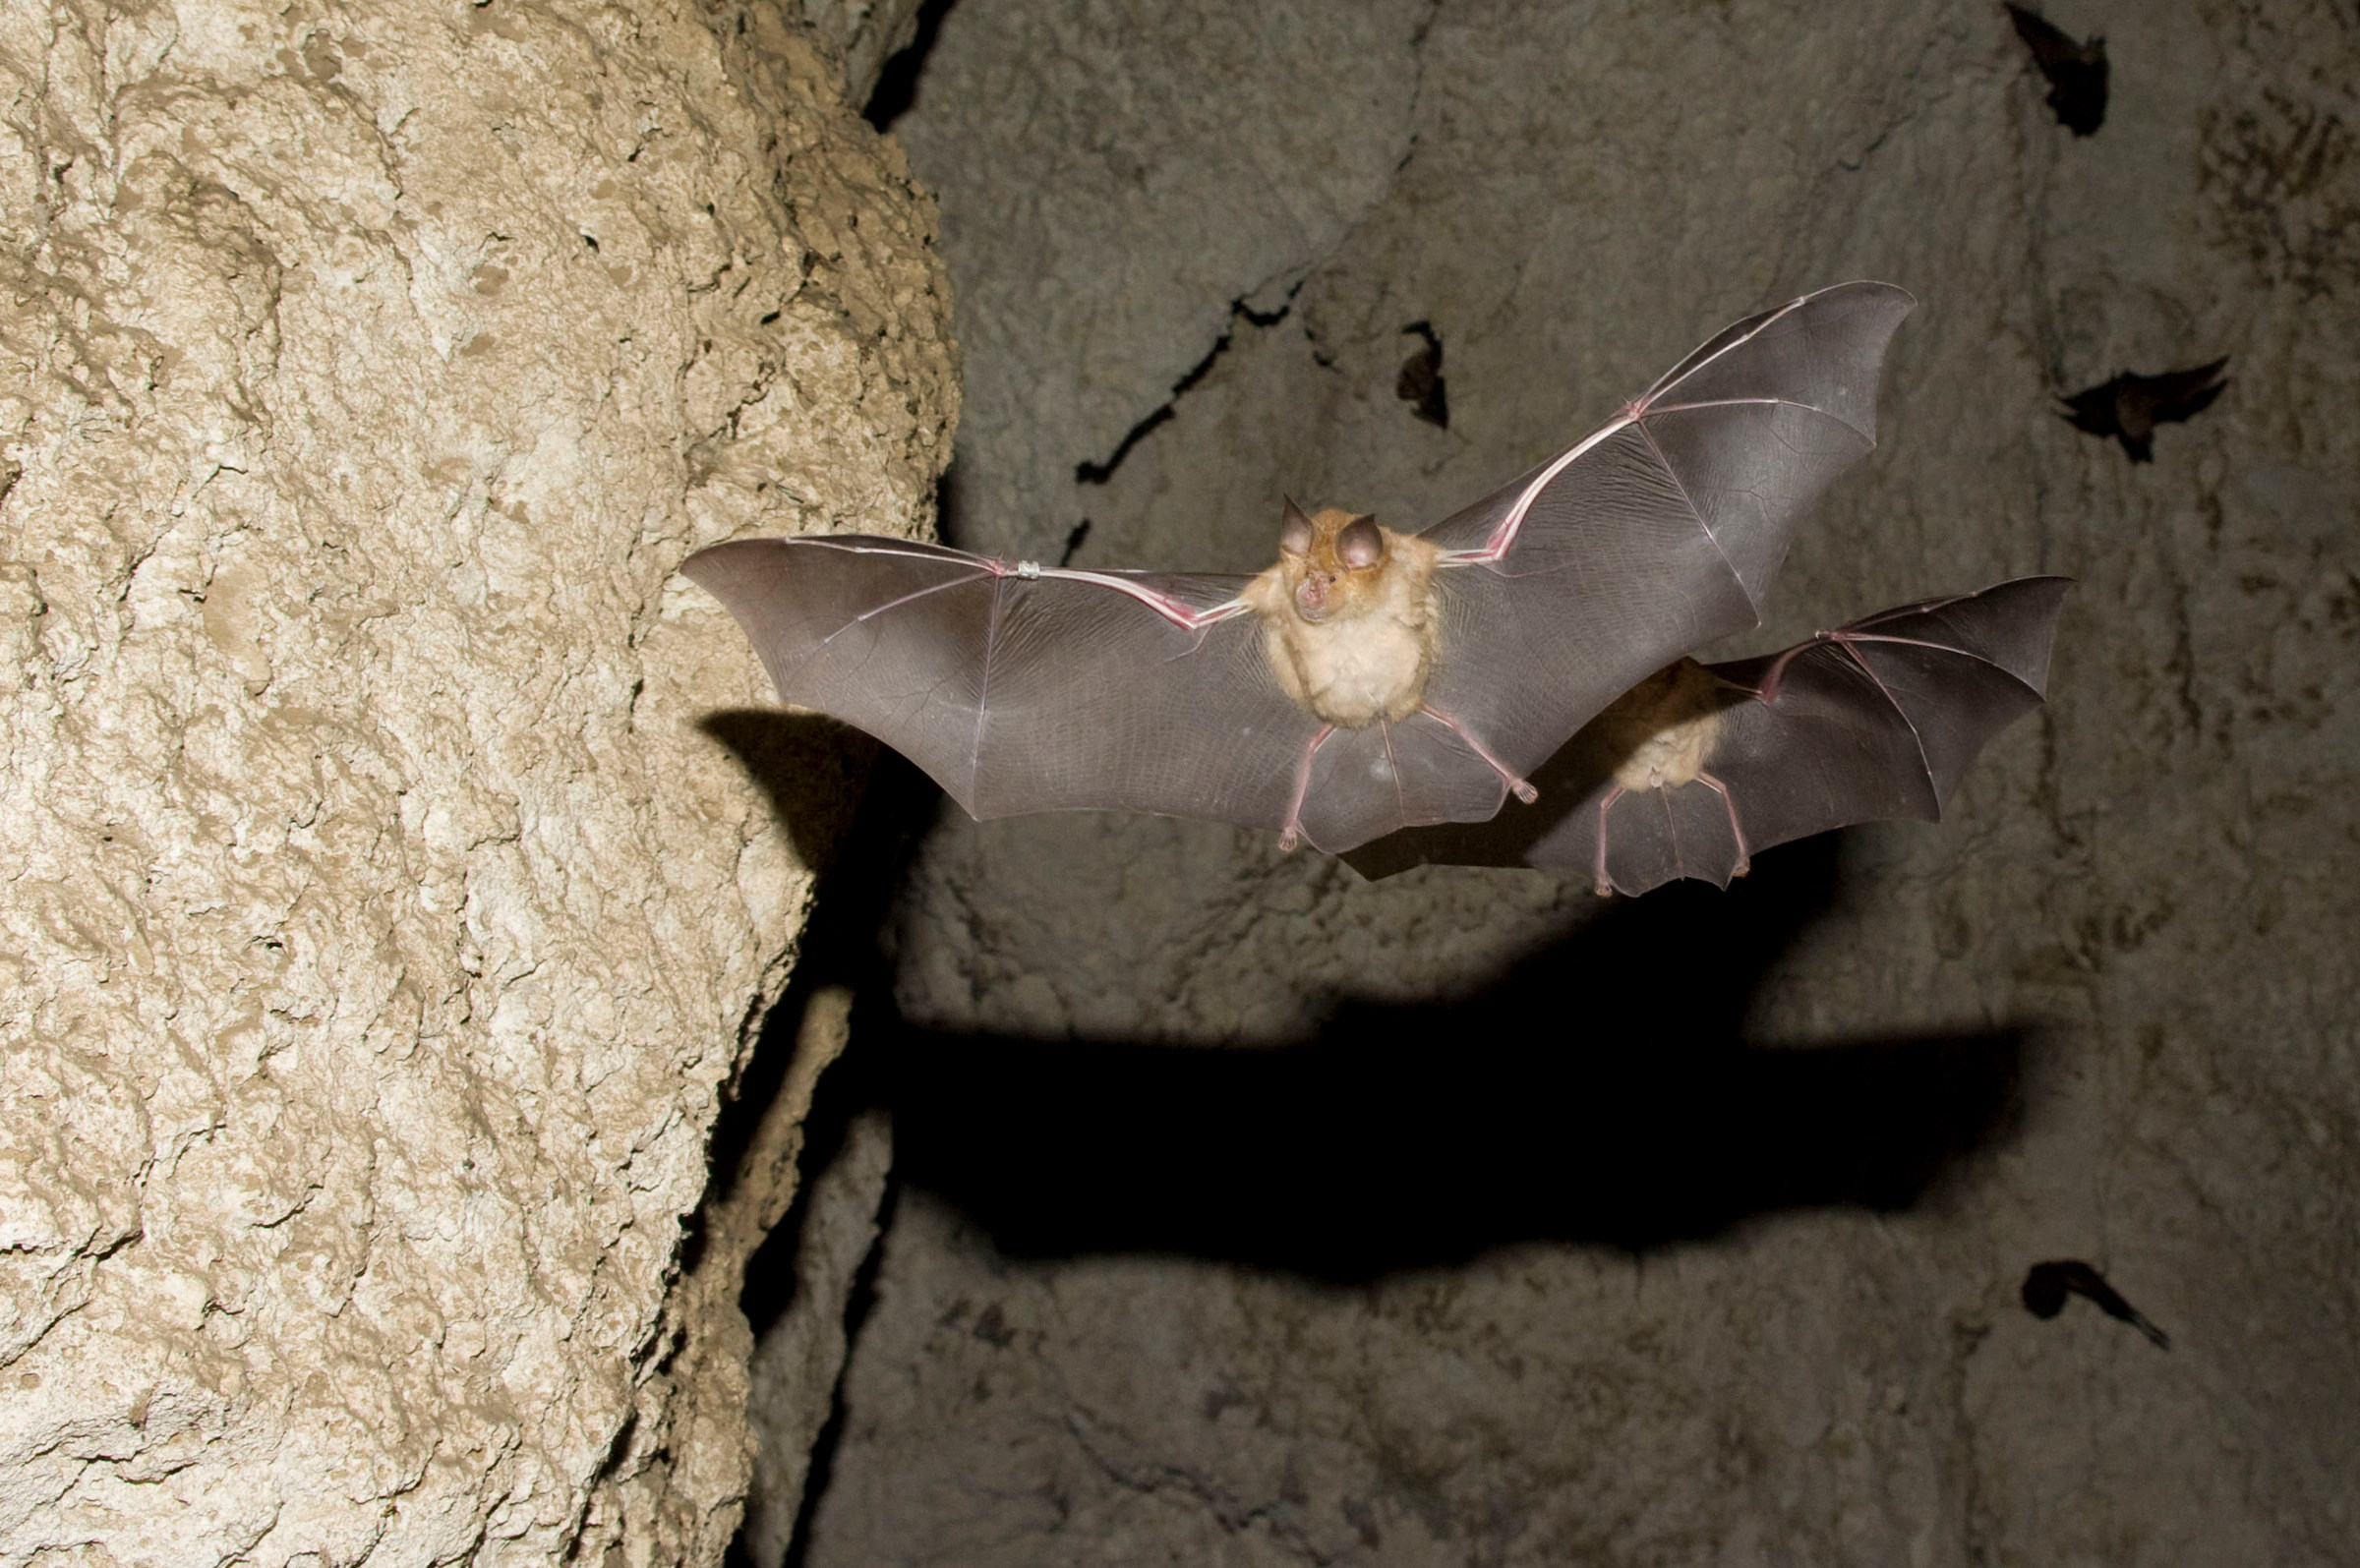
[682,537,1322,830]
[1416,281,1915,779]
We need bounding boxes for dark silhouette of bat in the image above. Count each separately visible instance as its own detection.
[2022,1259,2171,1349]
[1396,321,1448,429]
[683,283,1929,855]
[2006,4,2108,137]
[1345,578,2070,893]
[2060,359,2229,462]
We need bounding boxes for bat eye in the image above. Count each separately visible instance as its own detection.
[1279,499,1314,557]
[1337,515,1383,568]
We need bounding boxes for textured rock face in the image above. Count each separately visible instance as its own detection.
[797,0,929,106]
[0,3,952,1563]
[789,0,2360,1563]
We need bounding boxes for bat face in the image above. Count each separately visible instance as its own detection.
[1246,503,1446,729]
[1273,502,1386,623]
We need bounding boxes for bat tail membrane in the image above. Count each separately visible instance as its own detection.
[1342,577,2072,895]
[1293,713,1518,854]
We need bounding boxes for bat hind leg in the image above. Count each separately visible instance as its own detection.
[1693,770,1751,879]
[1592,784,1625,898]
[1421,706,1539,804]
[1278,725,1337,853]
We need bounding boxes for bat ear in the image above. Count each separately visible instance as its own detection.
[1279,497,1314,557]
[1336,513,1383,569]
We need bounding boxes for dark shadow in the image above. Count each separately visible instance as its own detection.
[928,455,971,552]
[725,753,941,1568]
[876,835,2029,1277]
[863,0,960,132]
[736,749,940,1336]
[698,710,879,877]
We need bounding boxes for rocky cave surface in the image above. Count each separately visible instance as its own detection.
[761,1,2360,1565]
[1,2,952,1563]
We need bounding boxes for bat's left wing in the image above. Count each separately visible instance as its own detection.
[2144,357,2230,421]
[1346,577,2071,894]
[680,535,1333,832]
[1395,282,1914,814]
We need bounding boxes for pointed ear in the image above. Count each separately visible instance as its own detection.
[1279,497,1314,557]
[1336,514,1384,569]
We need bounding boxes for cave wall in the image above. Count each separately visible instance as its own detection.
[777,1,2360,1563]
[0,2,953,1563]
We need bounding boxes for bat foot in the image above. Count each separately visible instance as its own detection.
[1592,880,1614,899]
[1731,857,1751,879]
[1511,781,1539,804]
[1277,827,1301,853]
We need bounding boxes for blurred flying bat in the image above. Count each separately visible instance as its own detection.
[683,283,1922,855]
[2022,1259,2171,1349]
[2059,359,2229,462]
[1346,578,2070,894]
[1396,321,1449,429]
[2005,5,2108,136]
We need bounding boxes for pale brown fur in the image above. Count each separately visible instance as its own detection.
[1241,506,1444,727]
[1596,658,1727,791]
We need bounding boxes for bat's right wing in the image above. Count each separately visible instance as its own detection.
[681,535,1325,830]
[2006,4,2080,70]
[1405,281,1918,797]
[1345,577,2071,894]
[2145,358,2230,421]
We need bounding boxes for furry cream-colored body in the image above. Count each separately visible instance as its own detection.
[1597,658,1727,789]
[1241,510,1445,726]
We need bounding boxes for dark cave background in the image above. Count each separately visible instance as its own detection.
[738,2,2360,1563]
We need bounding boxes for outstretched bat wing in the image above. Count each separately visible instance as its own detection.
[681,536,1324,828]
[1346,577,2071,893]
[1415,281,1917,784]
[2144,357,2230,420]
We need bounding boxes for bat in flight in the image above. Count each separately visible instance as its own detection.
[2021,1259,2171,1349]
[2005,4,2108,137]
[1345,576,2069,894]
[2059,359,2229,462]
[684,281,2051,876]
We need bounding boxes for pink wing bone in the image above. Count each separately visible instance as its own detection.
[792,534,1255,633]
[1434,287,1828,569]
[1406,281,1915,809]
[1027,564,1256,631]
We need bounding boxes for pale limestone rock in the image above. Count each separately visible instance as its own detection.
[798,0,929,106]
[797,0,2360,1562]
[0,2,952,1563]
